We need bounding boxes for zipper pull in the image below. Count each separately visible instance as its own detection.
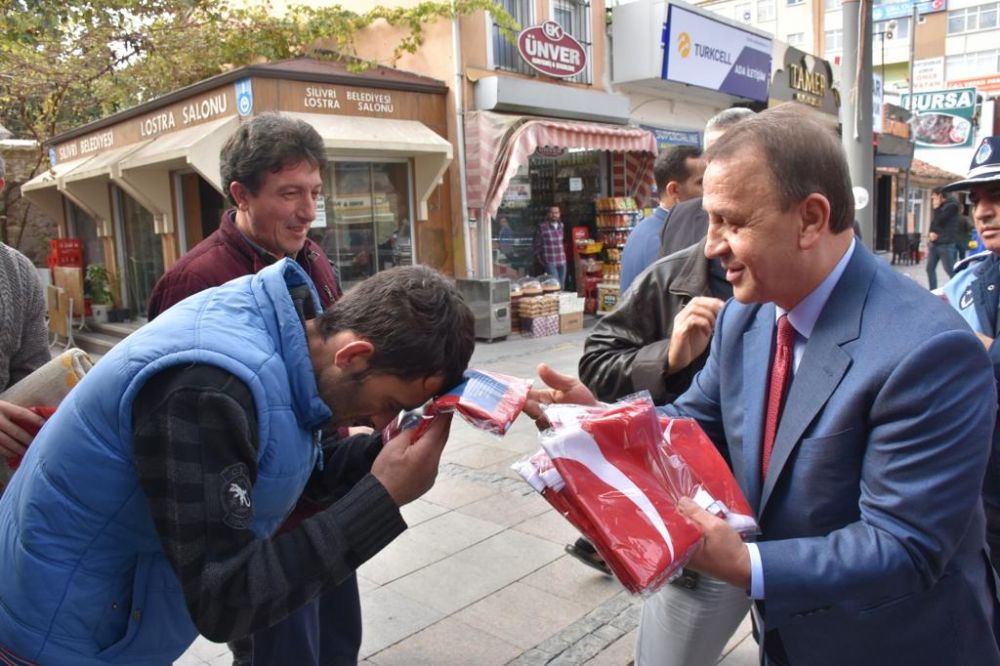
[314,430,324,471]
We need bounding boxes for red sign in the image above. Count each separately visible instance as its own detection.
[517,21,587,79]
[949,75,1000,93]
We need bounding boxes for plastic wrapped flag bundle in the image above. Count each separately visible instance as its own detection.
[382,369,532,441]
[513,395,758,594]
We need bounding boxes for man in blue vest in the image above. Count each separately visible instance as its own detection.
[939,135,1000,572]
[0,260,475,665]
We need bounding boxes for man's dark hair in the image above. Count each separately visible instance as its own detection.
[654,145,703,193]
[316,265,475,391]
[932,186,953,200]
[706,105,854,234]
[220,113,327,205]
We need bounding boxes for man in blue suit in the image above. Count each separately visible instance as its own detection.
[529,106,1000,665]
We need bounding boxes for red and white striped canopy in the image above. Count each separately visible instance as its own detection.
[465,111,657,220]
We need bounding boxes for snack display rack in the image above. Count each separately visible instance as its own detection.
[594,197,641,312]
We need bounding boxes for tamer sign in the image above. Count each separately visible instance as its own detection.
[517,21,587,78]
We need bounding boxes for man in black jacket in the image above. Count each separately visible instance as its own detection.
[927,186,963,289]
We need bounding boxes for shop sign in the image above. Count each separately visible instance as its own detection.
[900,87,977,149]
[640,124,701,151]
[535,145,567,158]
[517,21,588,78]
[137,91,230,138]
[311,196,327,228]
[768,43,837,117]
[913,57,944,91]
[55,128,116,162]
[872,0,946,22]
[949,75,1000,94]
[235,78,253,116]
[661,4,772,102]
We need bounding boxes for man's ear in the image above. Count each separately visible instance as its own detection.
[798,193,831,249]
[333,339,375,371]
[229,182,249,210]
[665,181,680,198]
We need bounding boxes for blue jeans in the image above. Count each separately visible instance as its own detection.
[926,243,957,290]
[545,262,567,290]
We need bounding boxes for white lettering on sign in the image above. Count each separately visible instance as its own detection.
[907,89,976,111]
[139,111,177,137]
[304,86,342,110]
[78,130,114,154]
[57,143,78,161]
[182,93,228,124]
[346,90,393,114]
[523,34,582,70]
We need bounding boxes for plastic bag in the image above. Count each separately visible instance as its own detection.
[382,369,532,441]
[513,395,758,594]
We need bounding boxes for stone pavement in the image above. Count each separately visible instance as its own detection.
[178,250,935,666]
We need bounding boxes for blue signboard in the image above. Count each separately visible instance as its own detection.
[235,78,254,117]
[661,4,772,102]
[872,0,946,22]
[641,124,702,151]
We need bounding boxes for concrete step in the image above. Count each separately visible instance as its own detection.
[71,329,122,358]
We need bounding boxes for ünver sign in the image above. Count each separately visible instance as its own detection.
[517,21,587,78]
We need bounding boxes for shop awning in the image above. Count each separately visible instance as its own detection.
[287,112,452,221]
[60,142,150,229]
[116,116,239,233]
[21,155,95,222]
[465,111,658,220]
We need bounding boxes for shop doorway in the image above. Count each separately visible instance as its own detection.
[114,188,164,318]
[65,200,105,267]
[177,172,227,251]
[875,174,892,252]
[310,160,414,291]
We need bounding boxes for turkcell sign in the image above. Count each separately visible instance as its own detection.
[661,4,772,102]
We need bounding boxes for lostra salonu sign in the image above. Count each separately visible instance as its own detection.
[517,21,587,78]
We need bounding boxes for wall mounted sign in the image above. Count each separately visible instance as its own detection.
[872,0,946,22]
[517,21,588,79]
[768,43,838,117]
[660,4,772,102]
[901,87,977,149]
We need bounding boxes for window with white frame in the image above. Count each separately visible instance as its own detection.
[492,0,535,76]
[757,0,775,21]
[947,49,1000,80]
[787,0,805,6]
[553,0,592,84]
[787,32,805,47]
[735,2,753,23]
[824,29,843,56]
[948,2,1000,34]
[825,0,840,11]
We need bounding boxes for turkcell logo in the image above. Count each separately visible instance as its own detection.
[235,78,253,116]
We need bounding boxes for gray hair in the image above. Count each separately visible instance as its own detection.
[705,107,756,133]
[220,113,327,205]
[706,105,854,234]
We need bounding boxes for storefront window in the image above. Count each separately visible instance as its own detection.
[66,200,105,267]
[116,188,164,317]
[494,148,604,284]
[310,160,413,291]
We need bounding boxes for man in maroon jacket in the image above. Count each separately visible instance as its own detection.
[148,113,359,665]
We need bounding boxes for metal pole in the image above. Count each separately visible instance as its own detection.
[901,3,918,234]
[841,0,874,246]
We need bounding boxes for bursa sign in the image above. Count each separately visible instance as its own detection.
[661,4,772,102]
[517,21,588,78]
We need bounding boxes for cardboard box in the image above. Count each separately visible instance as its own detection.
[560,312,583,333]
[521,314,559,338]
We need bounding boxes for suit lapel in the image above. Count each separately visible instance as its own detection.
[758,245,875,513]
[742,305,775,513]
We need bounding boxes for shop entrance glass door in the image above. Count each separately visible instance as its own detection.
[115,188,164,318]
[310,160,413,291]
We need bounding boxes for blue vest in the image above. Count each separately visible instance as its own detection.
[0,260,331,665]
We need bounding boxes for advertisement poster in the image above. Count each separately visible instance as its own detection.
[901,87,977,149]
[661,4,772,102]
[913,57,945,91]
[640,124,702,151]
[872,0,947,22]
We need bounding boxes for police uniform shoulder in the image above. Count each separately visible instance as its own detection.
[955,250,991,273]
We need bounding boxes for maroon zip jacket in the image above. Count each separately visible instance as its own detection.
[147,209,340,319]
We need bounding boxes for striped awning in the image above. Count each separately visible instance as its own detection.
[466,111,657,220]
